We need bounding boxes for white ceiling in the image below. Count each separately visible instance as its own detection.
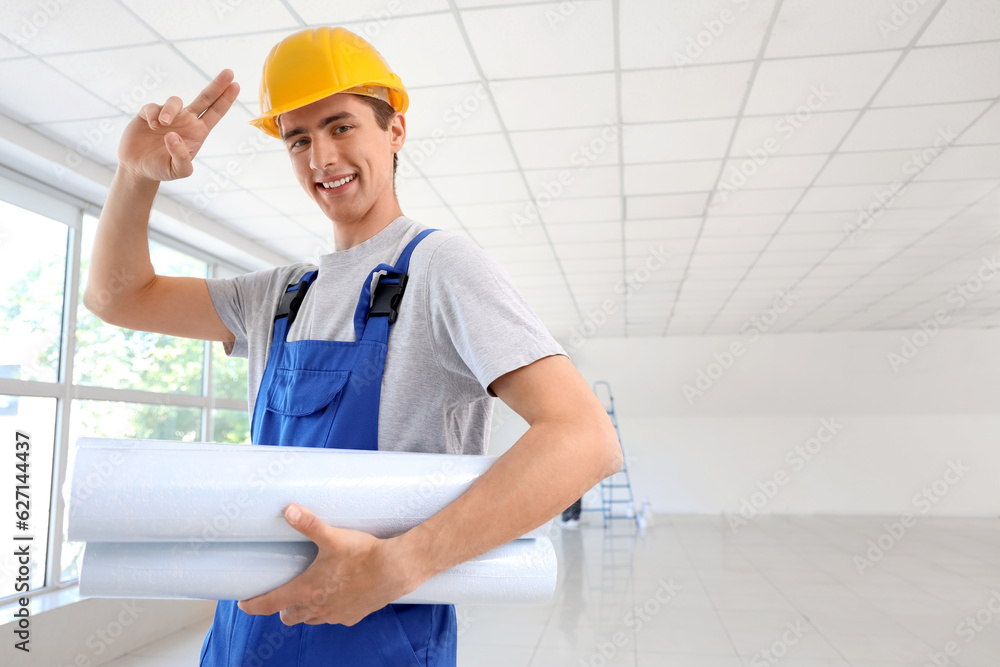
[1,0,998,338]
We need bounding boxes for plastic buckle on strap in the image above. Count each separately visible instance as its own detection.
[276,278,310,326]
[368,273,408,324]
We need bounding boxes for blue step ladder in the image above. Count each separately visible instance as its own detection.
[585,381,637,527]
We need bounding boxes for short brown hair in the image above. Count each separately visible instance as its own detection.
[355,95,398,189]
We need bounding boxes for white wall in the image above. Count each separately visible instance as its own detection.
[489,329,1000,517]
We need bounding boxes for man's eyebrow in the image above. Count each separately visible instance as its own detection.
[281,112,359,141]
[319,111,357,128]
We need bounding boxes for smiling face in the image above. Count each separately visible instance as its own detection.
[278,92,405,246]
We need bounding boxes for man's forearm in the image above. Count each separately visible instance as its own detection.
[83,167,160,318]
[389,406,620,588]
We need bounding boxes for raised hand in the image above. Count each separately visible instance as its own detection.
[118,69,241,183]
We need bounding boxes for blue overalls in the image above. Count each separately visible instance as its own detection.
[200,229,457,667]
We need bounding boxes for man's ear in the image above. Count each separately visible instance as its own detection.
[390,112,405,151]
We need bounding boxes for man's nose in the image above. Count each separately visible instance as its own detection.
[309,135,339,171]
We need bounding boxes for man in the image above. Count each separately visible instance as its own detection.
[84,26,621,666]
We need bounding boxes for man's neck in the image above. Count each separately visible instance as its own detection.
[332,201,404,251]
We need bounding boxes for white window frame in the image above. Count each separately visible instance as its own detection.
[0,170,252,613]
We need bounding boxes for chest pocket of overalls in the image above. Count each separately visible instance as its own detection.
[263,368,350,445]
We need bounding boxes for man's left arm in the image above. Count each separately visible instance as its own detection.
[393,353,623,582]
[237,353,622,625]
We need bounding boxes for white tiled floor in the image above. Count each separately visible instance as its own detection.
[102,515,1000,666]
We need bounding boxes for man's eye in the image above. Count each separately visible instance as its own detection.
[291,138,308,148]
[334,125,351,134]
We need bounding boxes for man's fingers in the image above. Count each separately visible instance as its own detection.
[284,504,328,542]
[186,69,236,119]
[139,102,164,129]
[164,132,193,179]
[158,96,183,126]
[280,604,313,626]
[239,581,302,618]
[198,80,241,133]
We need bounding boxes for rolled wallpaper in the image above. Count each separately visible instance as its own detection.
[80,537,558,605]
[66,438,551,542]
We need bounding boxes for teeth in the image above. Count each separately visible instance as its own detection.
[321,174,356,189]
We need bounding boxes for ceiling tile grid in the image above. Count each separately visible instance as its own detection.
[0,0,997,339]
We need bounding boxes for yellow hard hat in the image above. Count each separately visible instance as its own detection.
[251,26,408,138]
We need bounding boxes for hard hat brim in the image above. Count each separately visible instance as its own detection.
[250,77,408,139]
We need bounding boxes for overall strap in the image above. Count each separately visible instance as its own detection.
[352,229,437,341]
[395,228,436,274]
[273,269,318,342]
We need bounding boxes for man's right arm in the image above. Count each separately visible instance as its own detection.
[82,69,241,343]
[82,168,234,343]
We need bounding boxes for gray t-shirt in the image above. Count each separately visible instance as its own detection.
[205,215,565,455]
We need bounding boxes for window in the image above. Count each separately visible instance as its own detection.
[74,216,206,394]
[0,183,255,607]
[213,340,249,402]
[212,408,251,444]
[0,199,68,382]
[0,198,68,600]
[60,401,203,582]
